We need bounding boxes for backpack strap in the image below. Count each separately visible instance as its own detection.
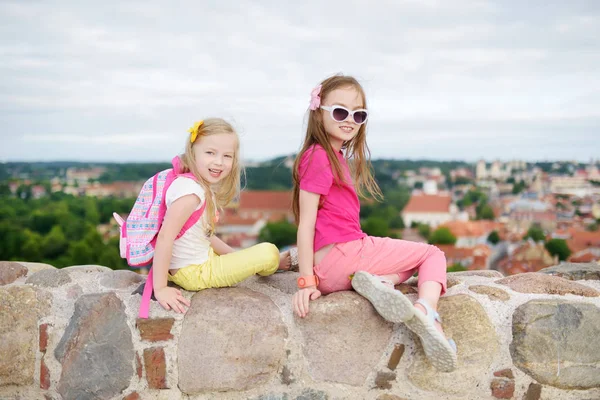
[139,267,154,319]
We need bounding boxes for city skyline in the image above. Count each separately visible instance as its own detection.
[1,1,599,163]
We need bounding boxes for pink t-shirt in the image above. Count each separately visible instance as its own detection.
[298,144,366,251]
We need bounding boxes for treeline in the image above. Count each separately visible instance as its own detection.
[0,193,134,269]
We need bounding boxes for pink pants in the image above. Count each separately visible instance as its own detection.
[313,236,447,295]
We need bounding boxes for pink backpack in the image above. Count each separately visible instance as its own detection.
[113,156,205,318]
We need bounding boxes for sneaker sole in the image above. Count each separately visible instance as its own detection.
[404,309,458,372]
[351,271,415,323]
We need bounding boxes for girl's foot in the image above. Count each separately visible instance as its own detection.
[352,271,457,372]
[404,299,457,372]
[278,250,292,271]
[351,271,415,323]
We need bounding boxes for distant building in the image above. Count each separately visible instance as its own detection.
[402,191,464,228]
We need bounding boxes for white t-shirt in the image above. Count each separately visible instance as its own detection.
[165,177,211,270]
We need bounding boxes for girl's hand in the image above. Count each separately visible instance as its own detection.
[293,287,321,318]
[154,286,191,314]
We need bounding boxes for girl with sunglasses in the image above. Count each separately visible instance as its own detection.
[291,74,457,372]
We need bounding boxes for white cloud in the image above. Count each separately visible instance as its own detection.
[1,0,599,162]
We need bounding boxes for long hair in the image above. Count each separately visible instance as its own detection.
[292,74,382,223]
[179,118,242,234]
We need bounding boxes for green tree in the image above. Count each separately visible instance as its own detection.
[487,230,500,245]
[417,223,431,240]
[477,204,495,221]
[447,263,467,272]
[523,225,545,242]
[21,230,43,261]
[42,226,68,259]
[428,227,457,245]
[545,239,572,261]
[258,220,298,248]
[362,216,390,237]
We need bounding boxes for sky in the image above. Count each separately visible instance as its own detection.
[1,0,599,163]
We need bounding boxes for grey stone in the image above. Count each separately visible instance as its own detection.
[451,270,504,279]
[496,272,599,297]
[469,285,510,301]
[54,292,134,399]
[408,294,499,396]
[511,299,600,389]
[253,394,290,400]
[297,291,394,386]
[178,287,287,393]
[100,269,145,289]
[539,262,600,281]
[0,262,27,285]
[25,268,71,288]
[257,271,299,294]
[0,286,50,386]
[61,264,112,278]
[295,388,329,400]
[12,261,55,275]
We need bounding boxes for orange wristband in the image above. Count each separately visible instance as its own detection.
[297,275,319,289]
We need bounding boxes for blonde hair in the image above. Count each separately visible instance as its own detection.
[179,118,242,233]
[292,74,382,223]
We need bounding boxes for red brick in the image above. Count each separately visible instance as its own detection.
[491,378,515,399]
[39,323,49,353]
[40,356,50,390]
[144,347,168,389]
[136,318,175,342]
[387,344,405,370]
[136,352,143,379]
[493,368,514,379]
[123,392,141,400]
[524,383,542,400]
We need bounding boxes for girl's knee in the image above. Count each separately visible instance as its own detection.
[256,242,280,266]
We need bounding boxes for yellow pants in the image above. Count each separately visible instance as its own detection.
[168,242,280,291]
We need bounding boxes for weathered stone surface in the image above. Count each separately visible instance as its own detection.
[539,262,600,281]
[25,268,71,288]
[144,347,167,389]
[54,292,134,399]
[66,284,82,299]
[136,352,142,379]
[511,299,600,389]
[100,269,145,289]
[497,272,600,297]
[408,294,499,396]
[253,394,289,400]
[0,286,50,386]
[297,291,393,386]
[395,283,417,294]
[374,371,396,389]
[295,388,329,400]
[12,261,55,275]
[257,272,299,294]
[136,318,174,342]
[178,288,287,393]
[61,264,112,278]
[387,344,405,370]
[0,262,27,285]
[452,270,504,279]
[490,378,514,399]
[377,395,407,400]
[469,285,510,301]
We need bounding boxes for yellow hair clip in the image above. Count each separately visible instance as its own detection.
[188,120,204,143]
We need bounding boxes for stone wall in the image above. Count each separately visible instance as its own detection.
[1,261,600,400]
